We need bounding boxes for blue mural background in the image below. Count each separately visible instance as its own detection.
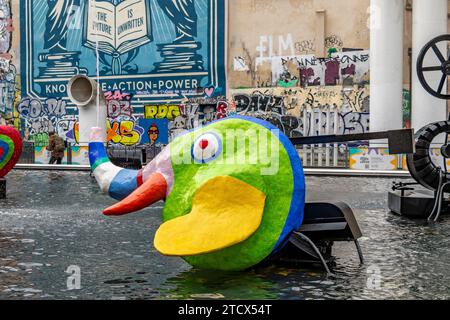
[139,118,169,145]
[20,0,226,113]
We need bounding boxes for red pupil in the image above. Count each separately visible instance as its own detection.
[199,139,209,150]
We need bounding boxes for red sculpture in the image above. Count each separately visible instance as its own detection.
[0,126,23,178]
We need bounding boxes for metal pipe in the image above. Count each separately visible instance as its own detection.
[292,231,333,276]
[67,75,107,145]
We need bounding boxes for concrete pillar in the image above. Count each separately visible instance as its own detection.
[370,0,404,140]
[412,0,448,134]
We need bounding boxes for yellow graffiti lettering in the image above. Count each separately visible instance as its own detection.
[119,120,140,146]
[106,120,141,146]
[145,105,181,120]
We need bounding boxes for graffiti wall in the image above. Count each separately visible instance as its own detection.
[228,0,371,89]
[226,0,372,147]
[16,0,227,155]
[231,46,370,89]
[230,86,370,138]
[167,98,231,140]
[0,0,18,126]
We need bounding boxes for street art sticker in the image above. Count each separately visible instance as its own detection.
[139,118,168,145]
[70,146,89,165]
[20,0,226,109]
[349,148,398,171]
[403,89,411,129]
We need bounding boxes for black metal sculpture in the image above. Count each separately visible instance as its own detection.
[416,35,450,100]
[390,34,450,220]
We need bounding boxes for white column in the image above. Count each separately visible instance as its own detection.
[412,0,448,134]
[370,0,404,141]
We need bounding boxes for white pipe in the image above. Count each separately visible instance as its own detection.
[369,0,404,145]
[333,108,338,167]
[325,107,331,167]
[67,75,107,144]
[412,0,448,138]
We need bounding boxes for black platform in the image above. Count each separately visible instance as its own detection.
[388,189,450,219]
[268,202,364,273]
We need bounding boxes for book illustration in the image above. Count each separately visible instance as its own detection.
[83,0,152,75]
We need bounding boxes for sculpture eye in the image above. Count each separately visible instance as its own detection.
[191,133,222,164]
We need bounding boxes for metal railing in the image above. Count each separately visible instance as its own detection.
[12,163,411,178]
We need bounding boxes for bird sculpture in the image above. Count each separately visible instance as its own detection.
[88,116,305,271]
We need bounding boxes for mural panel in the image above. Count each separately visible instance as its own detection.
[20,0,226,110]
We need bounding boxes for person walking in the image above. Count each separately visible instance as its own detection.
[47,131,65,164]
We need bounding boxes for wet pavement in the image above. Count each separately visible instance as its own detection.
[1,171,450,300]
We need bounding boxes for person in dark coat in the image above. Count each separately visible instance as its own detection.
[47,131,66,164]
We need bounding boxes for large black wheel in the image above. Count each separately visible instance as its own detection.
[417,34,450,100]
[407,121,450,191]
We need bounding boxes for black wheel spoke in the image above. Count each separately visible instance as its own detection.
[437,74,447,94]
[417,35,450,99]
[432,44,446,63]
[422,66,442,72]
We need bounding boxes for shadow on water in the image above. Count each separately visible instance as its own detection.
[160,268,280,300]
[2,172,450,299]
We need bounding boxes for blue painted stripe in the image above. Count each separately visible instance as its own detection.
[227,116,306,253]
[108,169,139,201]
[0,140,10,163]
[89,142,109,170]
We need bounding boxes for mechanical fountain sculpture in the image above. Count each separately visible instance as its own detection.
[70,75,415,272]
[389,35,450,221]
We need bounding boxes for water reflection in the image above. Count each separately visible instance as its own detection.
[161,268,279,300]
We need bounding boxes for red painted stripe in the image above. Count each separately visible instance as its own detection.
[104,173,167,216]
[137,170,144,187]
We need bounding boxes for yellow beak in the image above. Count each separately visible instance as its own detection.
[154,176,266,256]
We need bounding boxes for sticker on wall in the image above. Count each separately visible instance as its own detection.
[20,0,226,108]
[349,148,398,171]
[139,118,169,145]
[71,146,89,165]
